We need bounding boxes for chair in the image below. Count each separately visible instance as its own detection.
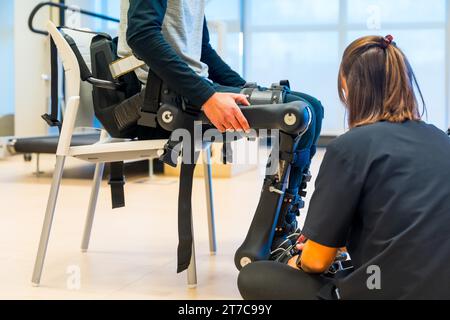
[32,21,217,289]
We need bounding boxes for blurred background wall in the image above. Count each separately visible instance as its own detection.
[1,0,449,137]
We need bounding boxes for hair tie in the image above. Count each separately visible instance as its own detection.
[381,35,394,49]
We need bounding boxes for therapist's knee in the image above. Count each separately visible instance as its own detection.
[238,263,259,300]
[238,262,271,300]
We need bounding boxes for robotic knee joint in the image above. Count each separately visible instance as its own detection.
[241,81,291,105]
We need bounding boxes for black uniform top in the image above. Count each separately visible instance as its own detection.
[302,121,450,300]
[126,0,246,108]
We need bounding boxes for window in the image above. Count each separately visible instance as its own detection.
[64,0,120,35]
[206,0,243,75]
[347,0,447,25]
[245,0,450,133]
[346,0,448,130]
[247,32,342,133]
[245,0,343,134]
[249,0,340,27]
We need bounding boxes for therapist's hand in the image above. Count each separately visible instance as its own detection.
[203,93,251,133]
[288,256,301,270]
[288,235,308,270]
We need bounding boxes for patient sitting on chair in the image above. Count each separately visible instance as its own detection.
[238,35,450,300]
[119,0,324,254]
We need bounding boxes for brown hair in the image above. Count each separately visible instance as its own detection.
[338,35,425,128]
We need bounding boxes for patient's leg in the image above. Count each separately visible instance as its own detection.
[157,81,324,268]
[270,92,324,255]
[288,91,325,153]
[226,85,325,268]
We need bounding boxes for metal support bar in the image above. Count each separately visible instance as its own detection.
[81,162,105,252]
[187,227,198,288]
[203,146,217,255]
[29,1,119,36]
[33,154,45,177]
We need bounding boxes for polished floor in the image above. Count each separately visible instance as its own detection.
[0,149,325,300]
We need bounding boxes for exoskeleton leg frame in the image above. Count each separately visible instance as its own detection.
[155,82,318,272]
[234,129,314,269]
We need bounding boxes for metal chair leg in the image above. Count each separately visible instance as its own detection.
[187,205,198,288]
[203,146,217,255]
[81,162,105,252]
[187,242,198,289]
[33,154,44,177]
[32,156,66,286]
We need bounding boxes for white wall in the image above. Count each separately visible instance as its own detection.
[13,0,51,137]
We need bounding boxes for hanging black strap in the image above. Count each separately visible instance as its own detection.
[109,162,126,209]
[280,79,291,90]
[175,122,201,273]
[177,159,199,273]
[138,70,164,128]
[222,132,239,164]
[222,143,233,164]
[140,71,201,272]
[62,32,93,81]
[42,38,62,131]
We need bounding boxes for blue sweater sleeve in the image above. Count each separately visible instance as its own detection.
[126,0,216,108]
[201,18,246,87]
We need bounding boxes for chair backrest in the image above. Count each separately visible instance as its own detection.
[47,21,82,156]
[60,27,98,128]
[49,21,142,139]
[46,21,81,100]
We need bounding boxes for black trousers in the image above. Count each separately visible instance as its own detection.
[238,261,338,300]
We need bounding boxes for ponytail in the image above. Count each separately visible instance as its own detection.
[338,35,425,128]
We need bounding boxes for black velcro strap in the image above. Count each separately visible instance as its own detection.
[62,32,93,81]
[138,70,163,128]
[159,139,183,168]
[222,142,233,164]
[109,162,126,209]
[280,80,291,90]
[42,38,62,131]
[177,121,201,273]
[177,160,199,273]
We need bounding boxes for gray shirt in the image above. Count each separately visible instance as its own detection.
[119,0,209,83]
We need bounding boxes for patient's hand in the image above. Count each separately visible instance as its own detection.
[203,93,250,133]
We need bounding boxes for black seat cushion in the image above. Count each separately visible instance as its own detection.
[14,133,101,154]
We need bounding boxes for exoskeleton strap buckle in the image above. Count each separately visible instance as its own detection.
[159,140,182,168]
[109,54,146,79]
[41,113,62,130]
